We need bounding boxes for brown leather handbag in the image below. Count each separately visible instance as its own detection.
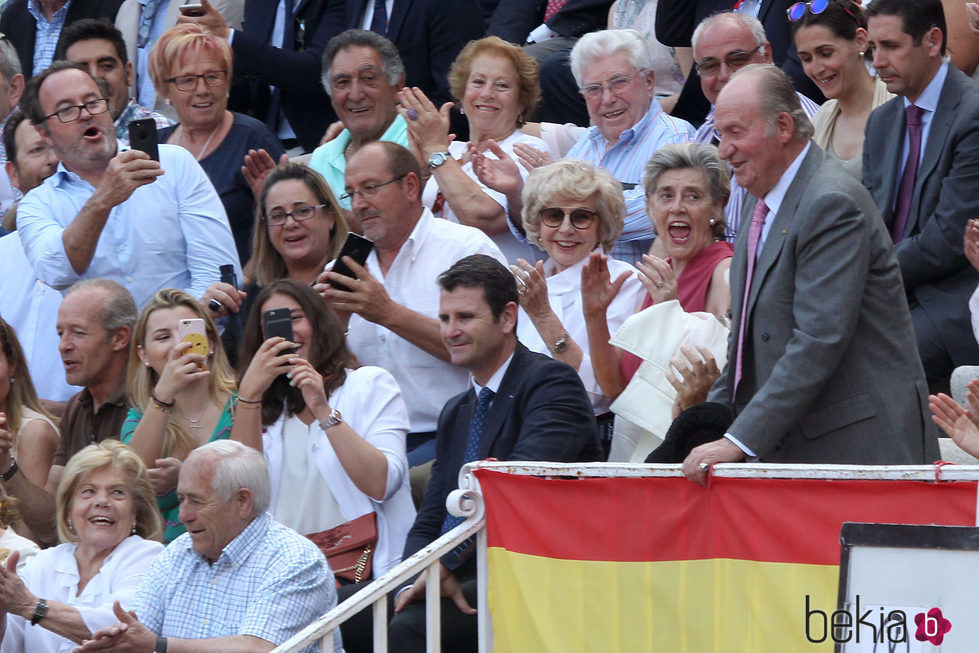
[306,511,378,585]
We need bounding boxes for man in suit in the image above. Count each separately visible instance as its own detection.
[681,64,938,485]
[387,254,602,652]
[0,0,123,78]
[180,0,344,153]
[863,0,979,384]
[655,0,822,125]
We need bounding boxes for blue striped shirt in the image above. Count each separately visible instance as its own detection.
[566,101,695,264]
[133,513,340,652]
[27,0,72,75]
[695,91,821,241]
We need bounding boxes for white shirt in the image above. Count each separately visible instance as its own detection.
[16,144,242,307]
[422,131,552,264]
[344,208,506,433]
[1,536,163,653]
[515,251,644,414]
[0,233,77,402]
[263,366,416,577]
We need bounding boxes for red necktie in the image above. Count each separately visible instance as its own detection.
[543,0,568,22]
[733,199,768,398]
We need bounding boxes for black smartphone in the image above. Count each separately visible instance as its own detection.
[329,233,375,291]
[262,308,295,356]
[219,263,237,289]
[128,118,159,161]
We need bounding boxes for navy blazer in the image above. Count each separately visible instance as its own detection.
[404,343,602,575]
[231,0,345,152]
[1,0,124,78]
[486,0,612,44]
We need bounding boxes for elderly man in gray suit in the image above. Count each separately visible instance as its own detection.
[681,64,939,485]
[862,0,979,384]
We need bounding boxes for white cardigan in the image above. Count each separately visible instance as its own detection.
[263,366,416,577]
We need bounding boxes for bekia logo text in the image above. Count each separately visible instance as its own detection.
[805,596,951,645]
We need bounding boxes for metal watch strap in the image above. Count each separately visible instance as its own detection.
[30,598,48,625]
[319,408,343,430]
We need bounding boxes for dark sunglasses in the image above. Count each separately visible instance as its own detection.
[787,0,858,23]
[539,207,598,230]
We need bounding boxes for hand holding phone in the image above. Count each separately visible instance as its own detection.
[128,118,159,162]
[329,233,374,291]
[262,308,295,357]
[177,318,208,371]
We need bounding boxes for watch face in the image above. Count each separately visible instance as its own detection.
[429,152,449,167]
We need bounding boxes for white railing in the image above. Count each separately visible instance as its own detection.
[272,461,979,652]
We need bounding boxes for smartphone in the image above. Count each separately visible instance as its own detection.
[177,318,208,371]
[329,233,375,292]
[219,263,237,289]
[128,118,159,162]
[179,2,205,16]
[262,308,295,356]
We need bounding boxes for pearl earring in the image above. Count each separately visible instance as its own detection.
[709,218,716,225]
[67,519,74,532]
[131,521,137,535]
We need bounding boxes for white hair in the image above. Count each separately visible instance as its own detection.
[190,440,271,516]
[691,12,768,59]
[569,29,654,87]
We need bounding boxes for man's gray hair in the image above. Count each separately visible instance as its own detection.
[321,29,405,95]
[692,11,768,58]
[0,38,21,88]
[569,29,654,87]
[65,279,137,341]
[738,64,814,142]
[194,440,271,516]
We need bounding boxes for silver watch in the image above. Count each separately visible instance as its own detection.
[319,408,343,430]
[428,151,451,169]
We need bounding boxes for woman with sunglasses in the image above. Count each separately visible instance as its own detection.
[512,160,646,431]
[149,24,284,266]
[790,0,892,179]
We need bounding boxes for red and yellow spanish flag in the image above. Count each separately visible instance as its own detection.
[476,470,977,652]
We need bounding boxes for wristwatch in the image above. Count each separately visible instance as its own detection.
[1,458,18,482]
[551,333,569,354]
[427,151,451,169]
[30,598,48,626]
[319,408,343,430]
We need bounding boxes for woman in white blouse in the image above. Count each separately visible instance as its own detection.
[0,440,163,653]
[232,279,415,582]
[511,160,646,436]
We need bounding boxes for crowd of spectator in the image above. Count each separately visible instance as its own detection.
[0,0,978,650]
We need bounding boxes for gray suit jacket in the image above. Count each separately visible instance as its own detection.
[863,65,979,367]
[709,144,938,464]
[115,0,243,119]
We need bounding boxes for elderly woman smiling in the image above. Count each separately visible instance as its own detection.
[0,440,163,653]
[513,159,646,424]
[399,36,552,263]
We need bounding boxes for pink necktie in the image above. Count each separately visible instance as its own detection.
[891,105,924,244]
[544,0,568,22]
[733,199,768,398]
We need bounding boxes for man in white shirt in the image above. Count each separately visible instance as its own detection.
[15,61,241,307]
[320,141,506,466]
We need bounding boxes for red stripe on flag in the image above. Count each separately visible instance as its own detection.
[475,470,976,565]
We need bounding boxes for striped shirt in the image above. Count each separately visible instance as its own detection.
[27,0,72,75]
[695,91,821,241]
[133,513,340,652]
[115,98,173,145]
[566,101,695,264]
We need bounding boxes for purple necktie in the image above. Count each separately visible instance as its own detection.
[733,199,768,398]
[892,105,924,244]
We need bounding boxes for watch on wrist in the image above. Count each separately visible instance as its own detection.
[551,333,569,354]
[427,151,451,169]
[1,458,18,482]
[319,408,343,430]
[30,598,48,626]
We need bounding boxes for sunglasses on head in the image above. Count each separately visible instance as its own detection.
[787,0,858,23]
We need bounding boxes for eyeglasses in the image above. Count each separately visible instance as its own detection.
[578,70,647,100]
[339,174,407,203]
[539,207,598,229]
[787,0,859,23]
[165,70,228,92]
[695,45,763,78]
[264,203,327,227]
[43,98,110,123]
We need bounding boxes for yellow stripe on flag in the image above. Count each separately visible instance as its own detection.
[488,548,838,652]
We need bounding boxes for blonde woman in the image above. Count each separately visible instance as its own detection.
[120,289,237,542]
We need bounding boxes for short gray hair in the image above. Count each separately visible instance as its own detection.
[64,279,137,341]
[643,143,731,239]
[521,159,625,253]
[0,38,21,88]
[191,440,271,516]
[692,11,768,58]
[738,64,813,142]
[569,29,654,87]
[321,29,405,95]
